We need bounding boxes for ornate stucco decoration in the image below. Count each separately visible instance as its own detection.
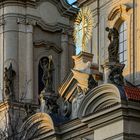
[58,51,102,119]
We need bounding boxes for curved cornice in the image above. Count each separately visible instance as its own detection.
[34,40,62,54]
[78,84,122,118]
[16,14,72,33]
[36,0,78,17]
[108,4,131,21]
[36,19,71,32]
[20,113,54,140]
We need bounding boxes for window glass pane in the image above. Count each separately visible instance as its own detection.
[119,53,123,62]
[119,32,123,43]
[124,50,127,60]
[119,24,124,33]
[119,43,123,53]
[124,30,127,41]
[119,21,127,65]
[124,41,127,50]
[123,21,127,30]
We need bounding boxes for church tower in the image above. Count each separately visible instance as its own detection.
[0,0,77,139]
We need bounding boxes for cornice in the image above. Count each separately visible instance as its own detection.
[34,40,62,54]
[36,0,78,18]
[108,4,131,21]
[0,100,38,111]
[77,0,96,7]
[0,13,72,33]
[0,0,36,7]
[0,0,78,18]
[37,19,70,32]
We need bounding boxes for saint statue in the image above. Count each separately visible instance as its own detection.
[109,64,125,86]
[72,86,84,118]
[106,27,119,63]
[4,63,16,100]
[39,56,59,114]
[40,56,54,91]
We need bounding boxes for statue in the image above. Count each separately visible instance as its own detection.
[72,86,84,118]
[105,27,119,63]
[4,63,16,100]
[39,56,59,114]
[88,74,97,89]
[39,92,47,113]
[24,104,36,120]
[39,86,59,114]
[40,56,54,91]
[109,64,125,86]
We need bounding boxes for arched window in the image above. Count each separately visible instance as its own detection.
[118,21,127,65]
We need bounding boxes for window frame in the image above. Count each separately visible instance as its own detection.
[118,21,127,65]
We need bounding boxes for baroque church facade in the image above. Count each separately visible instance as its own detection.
[0,0,140,140]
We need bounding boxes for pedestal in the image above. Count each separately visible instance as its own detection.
[102,62,125,85]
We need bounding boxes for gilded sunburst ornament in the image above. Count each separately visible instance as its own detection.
[73,7,93,52]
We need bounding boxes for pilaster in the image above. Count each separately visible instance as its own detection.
[60,29,69,82]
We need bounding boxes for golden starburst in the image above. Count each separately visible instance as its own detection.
[73,7,93,52]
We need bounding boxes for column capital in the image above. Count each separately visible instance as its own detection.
[17,17,37,26]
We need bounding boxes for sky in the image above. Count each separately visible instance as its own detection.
[67,0,80,54]
[67,0,77,4]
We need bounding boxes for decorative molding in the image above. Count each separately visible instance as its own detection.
[36,0,78,17]
[20,113,54,140]
[37,20,70,32]
[0,0,36,8]
[34,40,62,54]
[108,4,131,21]
[17,16,71,33]
[78,84,121,118]
[17,17,37,26]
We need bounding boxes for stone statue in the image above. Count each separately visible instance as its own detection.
[106,27,119,63]
[88,74,97,89]
[4,63,16,100]
[39,56,59,114]
[24,104,36,120]
[72,86,84,118]
[109,64,125,86]
[39,92,47,113]
[40,56,54,91]
[40,89,59,114]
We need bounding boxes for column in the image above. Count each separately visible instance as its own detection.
[25,24,33,102]
[4,17,18,100]
[61,30,69,82]
[0,22,4,101]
